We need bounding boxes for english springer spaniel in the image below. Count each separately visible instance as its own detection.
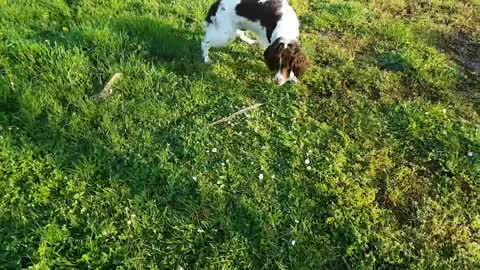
[202,0,309,85]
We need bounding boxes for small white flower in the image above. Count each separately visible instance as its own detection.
[10,81,14,86]
[192,176,197,181]
[221,162,225,166]
[442,109,447,114]
[468,151,473,157]
[259,174,264,181]
[305,159,310,165]
[295,219,299,224]
[130,214,136,219]
[212,148,217,153]
[307,166,312,171]
[251,161,254,165]
[291,240,296,246]
[425,112,429,115]
[442,130,447,135]
[127,220,132,225]
[226,159,229,163]
[272,174,275,179]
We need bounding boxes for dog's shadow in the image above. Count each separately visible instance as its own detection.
[110,16,209,76]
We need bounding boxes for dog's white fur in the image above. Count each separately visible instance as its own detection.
[202,0,301,85]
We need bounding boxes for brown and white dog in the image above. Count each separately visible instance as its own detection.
[202,0,309,85]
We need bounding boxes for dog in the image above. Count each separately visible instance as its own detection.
[202,0,309,85]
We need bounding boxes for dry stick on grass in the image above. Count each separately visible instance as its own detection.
[209,103,264,126]
[94,73,123,101]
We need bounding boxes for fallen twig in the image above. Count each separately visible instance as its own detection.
[209,103,264,126]
[94,73,123,101]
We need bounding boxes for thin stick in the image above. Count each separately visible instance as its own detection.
[94,73,123,100]
[209,103,264,126]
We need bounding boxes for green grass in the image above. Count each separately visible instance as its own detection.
[1,0,479,269]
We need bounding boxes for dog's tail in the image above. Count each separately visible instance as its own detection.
[205,0,221,27]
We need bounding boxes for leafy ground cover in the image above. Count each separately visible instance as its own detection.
[0,0,479,269]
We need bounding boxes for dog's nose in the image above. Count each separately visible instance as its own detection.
[274,74,286,85]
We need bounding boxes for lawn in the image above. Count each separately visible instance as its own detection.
[0,0,479,269]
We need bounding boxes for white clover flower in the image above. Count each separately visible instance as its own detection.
[295,219,299,224]
[259,174,264,181]
[307,166,312,171]
[212,148,218,153]
[291,240,296,246]
[468,151,473,157]
[305,159,310,165]
[442,109,447,114]
[127,220,132,225]
[192,176,197,181]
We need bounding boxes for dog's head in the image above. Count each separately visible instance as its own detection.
[263,38,309,85]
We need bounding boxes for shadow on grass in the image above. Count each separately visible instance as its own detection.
[0,219,36,269]
[433,30,480,111]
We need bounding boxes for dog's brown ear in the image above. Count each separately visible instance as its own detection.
[263,38,283,71]
[292,51,309,77]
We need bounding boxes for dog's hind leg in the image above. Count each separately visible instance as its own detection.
[202,24,236,63]
[201,39,212,63]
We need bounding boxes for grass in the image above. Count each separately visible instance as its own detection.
[0,0,479,269]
